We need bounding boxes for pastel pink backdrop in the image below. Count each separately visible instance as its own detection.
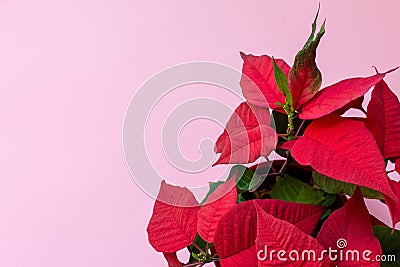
[0,0,399,266]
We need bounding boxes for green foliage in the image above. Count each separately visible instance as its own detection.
[273,57,292,109]
[312,172,384,200]
[270,174,325,205]
[373,226,400,266]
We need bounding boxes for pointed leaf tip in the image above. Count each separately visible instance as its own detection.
[147,181,200,253]
[372,66,398,75]
[317,186,382,266]
[385,66,399,74]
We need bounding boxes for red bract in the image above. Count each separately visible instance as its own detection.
[255,203,330,266]
[197,175,237,243]
[214,124,277,165]
[215,102,270,154]
[147,181,200,253]
[299,72,392,120]
[288,21,324,109]
[366,80,400,159]
[317,187,382,266]
[240,53,291,110]
[163,253,183,267]
[213,199,325,266]
[289,114,398,202]
[147,10,400,267]
[214,101,277,165]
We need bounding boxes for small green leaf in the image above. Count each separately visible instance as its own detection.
[320,193,336,207]
[320,209,332,220]
[237,193,246,203]
[312,172,384,200]
[249,173,266,192]
[228,165,263,192]
[270,174,325,205]
[304,5,320,48]
[191,252,201,261]
[373,226,400,266]
[228,165,252,191]
[273,57,293,108]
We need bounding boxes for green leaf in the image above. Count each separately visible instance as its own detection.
[270,174,325,205]
[273,57,292,108]
[320,193,336,207]
[320,209,332,220]
[228,165,251,191]
[312,172,384,200]
[248,173,265,192]
[191,252,201,261]
[228,165,263,192]
[237,193,246,203]
[303,5,320,48]
[373,226,400,266]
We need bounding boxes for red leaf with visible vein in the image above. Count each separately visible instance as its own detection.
[240,53,291,110]
[197,175,237,243]
[214,199,325,266]
[317,187,382,266]
[163,253,183,267]
[366,80,400,158]
[147,181,200,253]
[396,158,400,173]
[299,71,393,120]
[215,102,270,153]
[214,125,277,165]
[255,203,331,266]
[290,114,400,227]
[290,114,398,201]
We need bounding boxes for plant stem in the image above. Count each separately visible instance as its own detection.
[279,151,290,175]
[210,247,221,267]
[183,262,203,267]
[295,120,306,137]
[193,243,205,254]
[287,113,295,140]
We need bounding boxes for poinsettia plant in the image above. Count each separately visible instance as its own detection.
[146,9,400,267]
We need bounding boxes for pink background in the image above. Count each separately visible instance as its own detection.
[0,0,399,266]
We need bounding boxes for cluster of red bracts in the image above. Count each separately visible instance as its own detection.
[146,12,400,267]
